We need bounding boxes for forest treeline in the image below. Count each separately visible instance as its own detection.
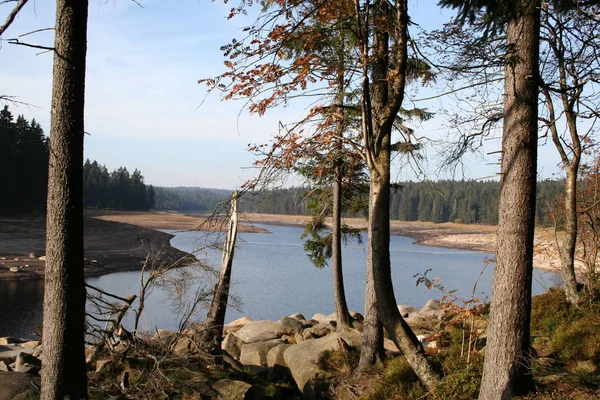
[83,160,155,211]
[157,181,564,226]
[0,106,154,214]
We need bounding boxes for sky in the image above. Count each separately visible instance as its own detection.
[0,0,564,189]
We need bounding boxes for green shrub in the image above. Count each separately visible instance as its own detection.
[550,318,600,362]
[362,356,426,400]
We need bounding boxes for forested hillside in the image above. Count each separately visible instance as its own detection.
[153,187,232,211]
[158,181,563,226]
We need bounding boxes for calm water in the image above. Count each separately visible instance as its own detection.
[0,224,561,338]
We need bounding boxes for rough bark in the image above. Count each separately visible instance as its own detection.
[478,1,540,398]
[332,158,351,331]
[202,192,238,356]
[358,268,384,369]
[560,167,580,304]
[41,0,89,398]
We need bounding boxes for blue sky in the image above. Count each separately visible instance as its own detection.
[0,0,562,189]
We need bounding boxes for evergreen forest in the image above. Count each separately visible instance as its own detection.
[0,105,155,214]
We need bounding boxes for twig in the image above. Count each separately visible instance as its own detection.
[0,0,28,36]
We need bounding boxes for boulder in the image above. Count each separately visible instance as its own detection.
[349,311,364,322]
[223,317,253,335]
[239,339,281,367]
[153,329,176,347]
[0,347,35,364]
[267,344,292,382]
[303,323,333,340]
[0,361,10,372]
[288,313,305,321]
[284,330,362,396]
[383,338,399,354]
[20,341,40,349]
[173,337,194,355]
[9,267,20,273]
[310,313,336,325]
[212,379,253,400]
[222,332,246,360]
[278,316,303,335]
[14,352,41,374]
[233,320,281,343]
[0,371,40,400]
[404,313,438,330]
[422,299,441,312]
[398,305,420,318]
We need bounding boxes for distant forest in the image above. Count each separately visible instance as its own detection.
[157,181,564,226]
[0,106,155,214]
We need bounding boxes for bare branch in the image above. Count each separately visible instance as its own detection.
[0,0,28,36]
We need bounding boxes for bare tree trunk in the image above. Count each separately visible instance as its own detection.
[332,159,351,331]
[41,0,89,398]
[561,167,580,303]
[479,1,539,398]
[202,192,239,356]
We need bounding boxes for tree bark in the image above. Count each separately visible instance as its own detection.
[358,266,384,369]
[332,158,351,331]
[202,192,238,356]
[41,0,89,398]
[561,167,580,304]
[479,1,539,398]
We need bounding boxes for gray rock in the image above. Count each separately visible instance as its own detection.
[223,317,253,335]
[0,347,35,364]
[233,320,281,343]
[267,344,292,382]
[0,360,11,372]
[222,332,246,360]
[239,339,281,367]
[303,323,333,340]
[32,348,42,359]
[294,333,304,344]
[288,313,305,321]
[20,341,40,349]
[278,317,303,335]
[15,352,41,374]
[422,299,442,312]
[284,329,362,395]
[349,311,364,322]
[310,313,336,325]
[212,379,253,400]
[0,338,23,346]
[398,305,420,318]
[404,313,438,330]
[173,337,194,355]
[153,329,176,347]
[0,371,40,400]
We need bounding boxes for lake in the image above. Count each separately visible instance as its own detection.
[0,224,561,338]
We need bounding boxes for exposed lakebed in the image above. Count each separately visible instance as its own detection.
[0,223,561,338]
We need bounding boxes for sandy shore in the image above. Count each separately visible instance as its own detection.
[0,210,584,281]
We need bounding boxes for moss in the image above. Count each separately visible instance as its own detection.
[317,346,361,373]
[361,356,427,400]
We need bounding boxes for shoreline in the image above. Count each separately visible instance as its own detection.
[0,210,571,282]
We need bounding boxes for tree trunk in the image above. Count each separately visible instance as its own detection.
[561,167,580,304]
[367,155,441,391]
[332,159,351,331]
[479,1,539,398]
[358,267,384,369]
[41,0,89,399]
[202,192,238,356]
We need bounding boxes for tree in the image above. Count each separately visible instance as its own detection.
[538,3,600,304]
[41,0,89,398]
[351,0,441,388]
[476,0,540,397]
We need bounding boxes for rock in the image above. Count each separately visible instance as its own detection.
[212,379,253,400]
[0,338,23,346]
[20,341,40,349]
[303,323,333,340]
[0,371,40,400]
[310,313,336,325]
[267,344,292,382]
[153,329,176,346]
[9,267,20,273]
[233,320,281,343]
[222,332,246,360]
[223,317,253,335]
[422,299,442,312]
[0,347,35,364]
[398,305,420,318]
[278,316,303,335]
[173,337,194,355]
[294,333,304,344]
[0,361,10,372]
[32,348,41,359]
[38,256,46,261]
[288,313,305,321]
[383,338,399,354]
[29,253,36,259]
[349,311,364,322]
[424,341,439,350]
[284,329,362,396]
[239,339,281,367]
[15,352,41,374]
[280,335,294,344]
[404,313,438,330]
